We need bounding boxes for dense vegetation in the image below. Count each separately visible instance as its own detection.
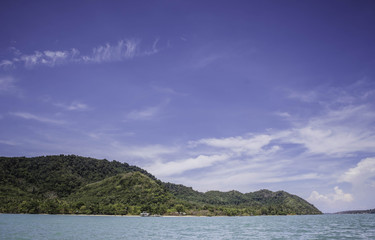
[0,155,321,216]
[164,183,321,215]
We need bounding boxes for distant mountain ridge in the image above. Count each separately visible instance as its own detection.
[0,155,322,216]
[336,209,375,214]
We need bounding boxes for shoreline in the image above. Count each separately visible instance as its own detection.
[1,212,323,217]
[0,213,209,217]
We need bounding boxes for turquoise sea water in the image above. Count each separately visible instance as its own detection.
[1,214,374,239]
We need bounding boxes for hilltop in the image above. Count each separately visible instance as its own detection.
[0,155,321,216]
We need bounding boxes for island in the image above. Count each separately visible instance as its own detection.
[0,155,322,216]
[336,209,375,214]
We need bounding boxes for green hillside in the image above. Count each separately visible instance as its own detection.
[0,155,321,216]
[67,172,174,215]
[164,183,321,215]
[0,155,155,197]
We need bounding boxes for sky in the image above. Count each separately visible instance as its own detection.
[1,0,375,213]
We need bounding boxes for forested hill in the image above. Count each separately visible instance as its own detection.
[0,155,156,197]
[0,155,321,216]
[163,183,321,215]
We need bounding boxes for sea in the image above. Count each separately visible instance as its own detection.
[1,214,374,239]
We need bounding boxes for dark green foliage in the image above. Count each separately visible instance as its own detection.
[163,183,321,215]
[67,172,174,215]
[163,182,207,203]
[0,155,322,215]
[0,155,156,197]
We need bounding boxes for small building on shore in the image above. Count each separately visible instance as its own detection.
[140,212,149,217]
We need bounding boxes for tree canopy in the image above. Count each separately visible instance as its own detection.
[0,155,321,216]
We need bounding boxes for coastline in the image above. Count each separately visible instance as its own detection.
[1,212,315,217]
[0,213,207,217]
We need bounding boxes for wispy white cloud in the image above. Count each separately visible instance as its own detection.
[193,54,221,69]
[123,83,375,195]
[195,134,274,155]
[0,139,19,146]
[146,131,316,188]
[0,60,14,70]
[55,101,89,111]
[126,100,169,121]
[275,111,291,118]
[138,89,375,189]
[288,81,375,108]
[148,154,230,177]
[126,105,160,120]
[82,39,139,63]
[9,47,22,56]
[0,38,160,69]
[143,38,160,56]
[19,49,78,68]
[141,88,375,195]
[280,82,375,159]
[10,112,65,125]
[285,105,375,157]
[167,164,319,193]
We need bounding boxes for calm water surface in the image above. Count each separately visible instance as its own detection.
[1,214,374,239]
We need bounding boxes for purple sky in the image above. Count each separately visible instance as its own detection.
[1,0,375,213]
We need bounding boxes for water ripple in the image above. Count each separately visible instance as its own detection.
[1,214,374,239]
